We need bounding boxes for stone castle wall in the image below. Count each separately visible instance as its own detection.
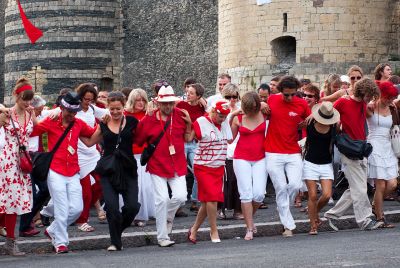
[120,0,218,97]
[219,0,400,91]
[3,0,123,103]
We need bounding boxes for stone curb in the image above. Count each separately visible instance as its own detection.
[1,210,400,254]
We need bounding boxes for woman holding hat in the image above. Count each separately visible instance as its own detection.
[135,85,192,247]
[187,100,233,243]
[0,77,37,255]
[367,81,398,228]
[303,101,340,235]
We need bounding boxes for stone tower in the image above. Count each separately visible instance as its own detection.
[3,0,123,103]
[219,0,400,91]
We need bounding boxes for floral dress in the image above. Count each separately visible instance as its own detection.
[0,112,33,215]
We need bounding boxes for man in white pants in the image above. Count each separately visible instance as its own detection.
[264,76,311,237]
[136,84,192,247]
[31,92,95,253]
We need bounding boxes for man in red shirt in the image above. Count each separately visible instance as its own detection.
[324,78,382,231]
[31,92,95,253]
[135,85,192,247]
[264,76,311,237]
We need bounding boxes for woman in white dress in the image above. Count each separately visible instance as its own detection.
[367,81,399,228]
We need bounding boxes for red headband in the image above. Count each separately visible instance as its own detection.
[379,81,397,100]
[15,84,33,94]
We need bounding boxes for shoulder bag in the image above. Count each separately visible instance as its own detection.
[335,120,373,160]
[10,116,32,174]
[140,116,170,166]
[31,121,75,181]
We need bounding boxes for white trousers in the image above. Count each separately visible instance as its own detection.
[233,158,268,203]
[266,153,303,230]
[151,174,187,241]
[46,170,83,247]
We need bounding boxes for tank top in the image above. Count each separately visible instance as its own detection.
[304,122,334,164]
[233,114,266,161]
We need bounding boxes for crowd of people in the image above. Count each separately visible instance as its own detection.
[0,63,400,256]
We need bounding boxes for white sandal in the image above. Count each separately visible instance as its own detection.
[0,227,7,237]
[77,222,95,232]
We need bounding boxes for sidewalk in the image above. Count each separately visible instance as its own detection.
[1,197,400,254]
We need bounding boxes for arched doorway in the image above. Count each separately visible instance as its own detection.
[270,36,296,65]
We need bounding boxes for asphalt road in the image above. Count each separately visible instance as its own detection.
[1,228,400,268]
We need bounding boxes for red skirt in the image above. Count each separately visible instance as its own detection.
[194,164,224,202]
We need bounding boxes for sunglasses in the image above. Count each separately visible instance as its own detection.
[350,76,362,81]
[224,95,238,100]
[303,94,315,98]
[283,93,296,97]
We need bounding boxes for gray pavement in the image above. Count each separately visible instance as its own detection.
[1,196,400,254]
[1,227,400,267]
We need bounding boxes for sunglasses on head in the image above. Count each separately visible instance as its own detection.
[283,93,296,97]
[303,94,315,98]
[224,95,238,100]
[350,76,362,81]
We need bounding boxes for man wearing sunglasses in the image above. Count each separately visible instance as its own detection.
[264,76,311,237]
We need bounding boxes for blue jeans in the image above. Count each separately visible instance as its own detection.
[185,141,198,202]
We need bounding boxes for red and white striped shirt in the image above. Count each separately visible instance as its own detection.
[193,116,232,167]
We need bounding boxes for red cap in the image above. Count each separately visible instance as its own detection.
[213,100,230,115]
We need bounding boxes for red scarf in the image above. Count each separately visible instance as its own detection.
[16,0,43,44]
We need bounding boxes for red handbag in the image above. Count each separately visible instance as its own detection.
[10,116,33,174]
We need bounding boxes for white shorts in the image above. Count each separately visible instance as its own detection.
[302,160,334,181]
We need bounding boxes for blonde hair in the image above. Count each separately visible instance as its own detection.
[347,65,364,77]
[125,88,149,112]
[222,83,240,99]
[323,74,341,96]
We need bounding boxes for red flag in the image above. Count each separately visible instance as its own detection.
[16,0,43,44]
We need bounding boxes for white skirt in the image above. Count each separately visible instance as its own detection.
[134,154,155,221]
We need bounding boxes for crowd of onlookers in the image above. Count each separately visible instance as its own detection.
[0,62,399,255]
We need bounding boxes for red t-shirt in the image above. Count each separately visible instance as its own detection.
[264,94,311,154]
[125,110,146,154]
[135,108,187,178]
[334,97,366,140]
[176,101,205,123]
[31,116,95,177]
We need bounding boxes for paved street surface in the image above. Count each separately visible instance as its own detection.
[1,228,399,268]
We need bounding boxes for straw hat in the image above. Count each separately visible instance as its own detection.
[311,101,340,125]
[156,85,180,102]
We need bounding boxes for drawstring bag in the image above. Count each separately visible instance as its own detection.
[389,105,400,158]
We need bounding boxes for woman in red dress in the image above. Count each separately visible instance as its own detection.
[187,100,233,243]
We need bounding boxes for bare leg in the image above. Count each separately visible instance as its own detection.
[374,179,385,220]
[317,179,333,214]
[190,202,207,240]
[241,202,253,240]
[206,202,219,240]
[305,180,318,232]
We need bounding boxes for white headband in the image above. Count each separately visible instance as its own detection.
[61,98,80,110]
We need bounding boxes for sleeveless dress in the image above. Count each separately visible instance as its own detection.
[0,113,33,214]
[367,113,398,180]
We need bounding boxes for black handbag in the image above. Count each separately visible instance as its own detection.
[335,121,372,160]
[140,118,170,166]
[95,117,135,191]
[31,121,74,181]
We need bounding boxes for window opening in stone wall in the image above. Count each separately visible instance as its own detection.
[283,13,287,32]
[100,77,114,91]
[270,36,296,72]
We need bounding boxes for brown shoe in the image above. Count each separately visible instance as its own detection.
[4,238,25,256]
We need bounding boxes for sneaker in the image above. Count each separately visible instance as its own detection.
[55,245,69,254]
[362,219,384,231]
[158,239,175,247]
[107,245,122,251]
[282,228,293,237]
[328,197,335,206]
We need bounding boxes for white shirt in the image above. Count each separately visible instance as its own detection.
[0,127,5,150]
